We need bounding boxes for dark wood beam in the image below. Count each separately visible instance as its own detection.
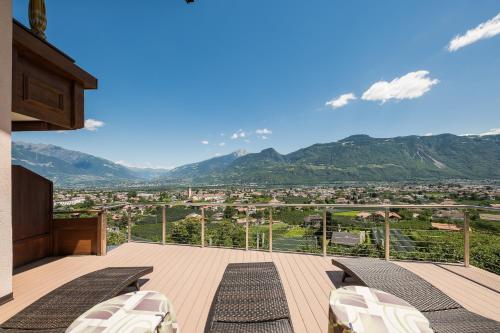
[12,121,67,131]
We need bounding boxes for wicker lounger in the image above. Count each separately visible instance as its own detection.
[0,266,153,333]
[331,257,500,333]
[205,262,294,333]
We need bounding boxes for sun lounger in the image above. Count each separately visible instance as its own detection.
[0,266,153,333]
[205,262,294,333]
[331,257,500,333]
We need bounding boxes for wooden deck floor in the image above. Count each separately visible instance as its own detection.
[1,242,499,333]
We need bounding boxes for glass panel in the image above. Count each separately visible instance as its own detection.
[105,206,128,250]
[327,209,383,258]
[387,208,463,262]
[130,205,162,243]
[205,206,246,249]
[271,206,322,254]
[167,205,202,245]
[470,208,500,274]
[248,207,270,251]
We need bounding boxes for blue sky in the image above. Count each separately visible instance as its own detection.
[13,1,500,168]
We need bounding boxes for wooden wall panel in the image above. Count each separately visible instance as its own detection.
[52,218,99,256]
[12,165,53,268]
[12,234,50,268]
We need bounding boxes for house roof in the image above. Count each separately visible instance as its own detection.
[331,232,361,246]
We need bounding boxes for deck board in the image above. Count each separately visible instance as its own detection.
[396,261,500,321]
[1,242,499,333]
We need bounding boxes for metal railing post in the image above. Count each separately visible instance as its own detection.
[98,209,107,256]
[127,208,131,243]
[464,210,470,267]
[269,208,273,253]
[384,208,390,261]
[201,207,205,248]
[162,205,166,245]
[323,208,327,257]
[245,209,249,251]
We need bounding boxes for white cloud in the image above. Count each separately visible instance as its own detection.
[325,93,356,109]
[255,128,272,139]
[201,140,209,145]
[231,129,247,140]
[218,142,226,146]
[361,71,439,103]
[214,153,222,157]
[423,133,433,136]
[84,119,105,131]
[480,128,500,136]
[255,128,272,135]
[448,13,500,52]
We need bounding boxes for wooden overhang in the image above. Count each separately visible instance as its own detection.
[12,20,97,131]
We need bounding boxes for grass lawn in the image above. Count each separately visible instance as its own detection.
[333,211,359,217]
[283,226,307,238]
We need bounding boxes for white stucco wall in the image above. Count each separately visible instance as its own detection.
[0,0,13,301]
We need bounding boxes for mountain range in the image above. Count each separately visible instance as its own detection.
[12,133,500,187]
[12,142,170,187]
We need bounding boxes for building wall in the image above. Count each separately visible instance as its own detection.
[0,0,13,303]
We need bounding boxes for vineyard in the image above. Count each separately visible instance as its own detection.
[124,207,499,274]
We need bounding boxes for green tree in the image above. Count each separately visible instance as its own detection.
[171,219,201,245]
[107,231,126,246]
[224,206,237,219]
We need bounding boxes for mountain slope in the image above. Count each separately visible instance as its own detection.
[163,149,247,182]
[161,134,500,184]
[12,142,169,186]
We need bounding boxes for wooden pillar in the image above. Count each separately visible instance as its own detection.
[127,208,131,242]
[463,211,470,267]
[98,210,107,256]
[384,209,390,261]
[245,209,249,251]
[323,208,327,257]
[269,208,273,253]
[201,207,205,248]
[162,205,166,245]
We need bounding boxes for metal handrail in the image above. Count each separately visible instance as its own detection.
[112,202,500,211]
[53,209,102,214]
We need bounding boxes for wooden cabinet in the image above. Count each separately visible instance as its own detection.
[12,20,97,131]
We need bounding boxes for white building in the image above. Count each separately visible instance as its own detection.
[54,197,86,207]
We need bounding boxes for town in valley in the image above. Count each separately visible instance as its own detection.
[54,182,500,274]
